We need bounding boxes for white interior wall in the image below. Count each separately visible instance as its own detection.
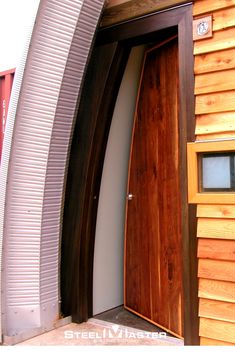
[93,45,145,315]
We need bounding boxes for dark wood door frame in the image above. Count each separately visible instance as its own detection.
[61,3,199,345]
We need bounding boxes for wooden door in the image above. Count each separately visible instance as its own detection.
[124,37,183,338]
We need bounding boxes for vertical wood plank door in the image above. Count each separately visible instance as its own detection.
[124,37,183,338]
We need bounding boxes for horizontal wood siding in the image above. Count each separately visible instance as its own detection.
[195,69,235,95]
[196,91,235,115]
[198,259,235,282]
[199,318,235,344]
[193,0,235,16]
[197,205,235,218]
[197,218,235,240]
[196,131,235,140]
[199,278,235,303]
[194,28,235,55]
[194,48,235,74]
[199,298,235,323]
[194,3,235,139]
[200,337,235,346]
[212,7,235,31]
[198,238,235,261]
[195,112,235,135]
[194,0,235,345]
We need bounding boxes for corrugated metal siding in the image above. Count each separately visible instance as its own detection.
[41,0,105,315]
[1,0,105,340]
[0,5,40,340]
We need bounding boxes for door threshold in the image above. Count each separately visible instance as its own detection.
[89,318,183,346]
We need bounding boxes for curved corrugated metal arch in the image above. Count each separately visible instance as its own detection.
[0,0,105,342]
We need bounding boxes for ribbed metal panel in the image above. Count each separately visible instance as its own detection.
[0,3,40,341]
[41,0,106,316]
[1,0,105,340]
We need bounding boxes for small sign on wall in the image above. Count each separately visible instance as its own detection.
[193,15,213,41]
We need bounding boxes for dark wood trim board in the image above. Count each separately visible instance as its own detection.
[100,0,191,28]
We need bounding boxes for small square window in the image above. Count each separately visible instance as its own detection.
[187,141,235,204]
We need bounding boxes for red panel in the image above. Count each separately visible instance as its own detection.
[0,69,15,160]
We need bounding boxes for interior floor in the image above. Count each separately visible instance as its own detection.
[94,305,172,336]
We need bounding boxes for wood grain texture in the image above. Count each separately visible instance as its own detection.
[199,317,235,344]
[198,238,235,261]
[193,0,235,16]
[191,193,235,204]
[198,259,235,282]
[195,69,235,95]
[213,7,235,31]
[125,38,183,337]
[199,298,235,323]
[200,337,235,345]
[197,204,235,218]
[194,28,235,55]
[196,131,235,140]
[194,48,235,74]
[197,218,235,240]
[105,0,130,8]
[100,0,188,27]
[196,112,235,135]
[187,142,198,204]
[196,91,235,115]
[124,305,183,339]
[199,278,235,303]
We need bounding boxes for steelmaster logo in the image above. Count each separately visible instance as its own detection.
[64,324,167,340]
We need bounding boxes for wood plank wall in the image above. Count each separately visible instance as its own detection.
[194,0,235,346]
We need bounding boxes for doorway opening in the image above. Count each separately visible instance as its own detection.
[92,31,183,340]
[92,42,175,339]
[61,4,198,345]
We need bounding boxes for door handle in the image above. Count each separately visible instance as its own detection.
[127,193,135,200]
